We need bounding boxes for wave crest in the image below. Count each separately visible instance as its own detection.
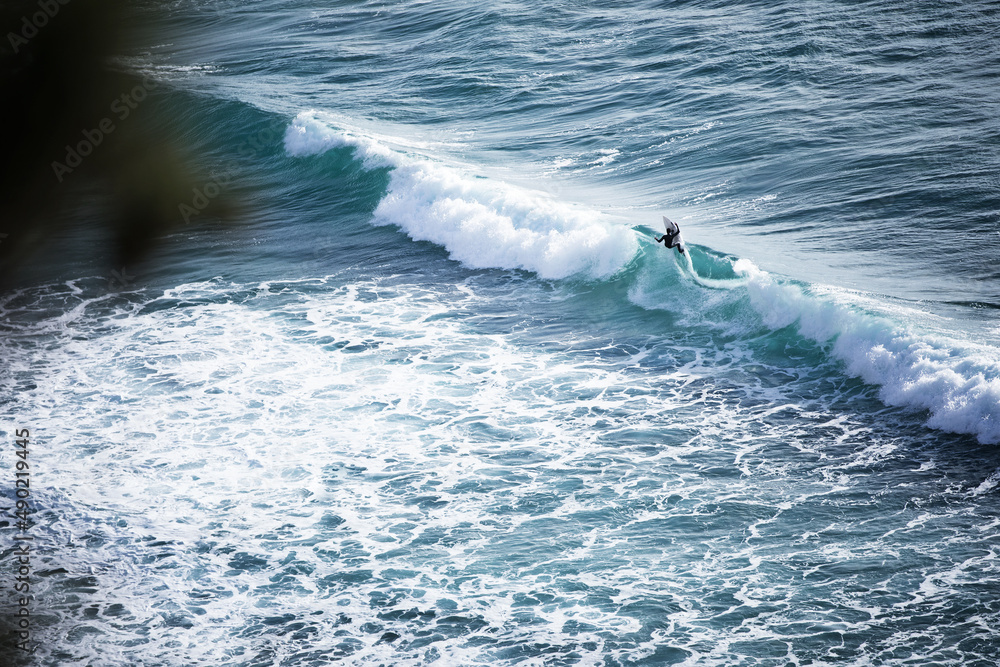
[285,111,638,280]
[737,260,1000,444]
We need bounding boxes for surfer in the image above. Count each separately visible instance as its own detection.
[655,216,685,253]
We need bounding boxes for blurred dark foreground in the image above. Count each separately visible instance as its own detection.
[0,0,236,291]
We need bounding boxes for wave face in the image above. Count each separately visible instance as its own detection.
[4,1,1000,665]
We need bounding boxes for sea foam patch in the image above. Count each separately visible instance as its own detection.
[4,274,999,665]
[285,111,638,280]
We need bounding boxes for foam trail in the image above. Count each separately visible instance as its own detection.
[285,111,638,280]
[735,260,1000,444]
[680,248,747,290]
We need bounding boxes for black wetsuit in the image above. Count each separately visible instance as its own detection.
[655,229,684,252]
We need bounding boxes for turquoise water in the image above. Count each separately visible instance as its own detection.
[3,1,1000,664]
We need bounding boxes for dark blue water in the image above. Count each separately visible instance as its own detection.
[3,1,1000,664]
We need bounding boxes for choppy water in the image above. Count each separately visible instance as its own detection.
[3,1,1000,665]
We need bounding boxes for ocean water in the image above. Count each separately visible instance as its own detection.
[3,1,1000,664]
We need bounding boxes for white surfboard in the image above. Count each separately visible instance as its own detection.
[662,215,685,253]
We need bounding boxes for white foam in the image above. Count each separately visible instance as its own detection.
[6,272,1000,664]
[972,468,1000,496]
[735,259,1000,444]
[284,112,395,168]
[285,111,638,280]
